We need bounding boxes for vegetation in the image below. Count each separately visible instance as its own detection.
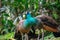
[0,0,60,40]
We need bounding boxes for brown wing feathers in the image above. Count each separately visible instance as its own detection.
[37,14,59,32]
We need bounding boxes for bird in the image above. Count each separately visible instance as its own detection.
[36,14,59,32]
[27,14,60,39]
[14,11,37,40]
[16,12,36,33]
[14,13,60,40]
[35,14,60,37]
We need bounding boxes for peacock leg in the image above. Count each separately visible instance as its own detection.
[24,33,28,40]
[37,33,39,40]
[21,33,24,40]
[41,29,44,40]
[37,29,40,40]
[26,33,28,40]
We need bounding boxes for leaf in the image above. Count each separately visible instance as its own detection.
[3,13,9,17]
[8,20,14,27]
[52,12,58,19]
[1,19,6,25]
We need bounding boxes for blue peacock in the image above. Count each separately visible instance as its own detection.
[14,11,38,40]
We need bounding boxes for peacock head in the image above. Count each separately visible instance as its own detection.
[26,11,31,19]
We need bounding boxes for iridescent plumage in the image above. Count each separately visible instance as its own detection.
[23,12,37,29]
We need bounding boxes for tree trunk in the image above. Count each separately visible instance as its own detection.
[0,0,2,8]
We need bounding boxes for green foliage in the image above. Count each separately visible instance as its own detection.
[0,13,14,34]
[0,32,14,40]
[1,13,14,27]
[0,0,60,40]
[3,13,9,17]
[52,13,58,20]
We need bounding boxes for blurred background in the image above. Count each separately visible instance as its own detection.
[0,0,60,40]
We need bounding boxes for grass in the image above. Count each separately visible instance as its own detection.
[0,32,60,40]
[0,32,14,40]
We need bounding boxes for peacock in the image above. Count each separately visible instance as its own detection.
[28,14,60,40]
[36,14,60,37]
[14,11,37,40]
